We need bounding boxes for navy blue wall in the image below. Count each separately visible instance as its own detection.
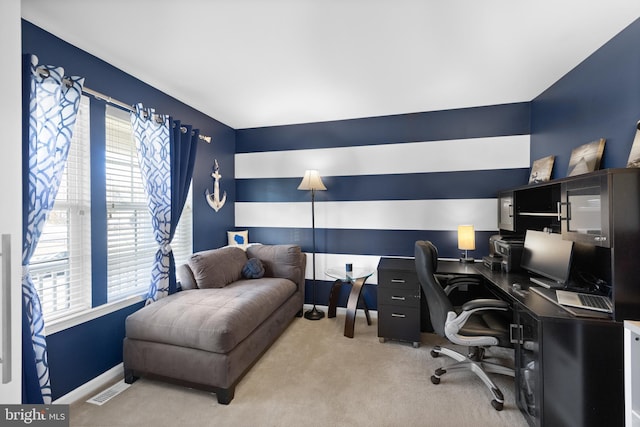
[531,18,640,175]
[22,20,235,400]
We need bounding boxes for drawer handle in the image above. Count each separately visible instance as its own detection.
[391,296,406,301]
[510,323,523,344]
[391,313,406,318]
[391,279,406,283]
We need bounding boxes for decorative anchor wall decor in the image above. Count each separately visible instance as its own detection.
[205,159,227,212]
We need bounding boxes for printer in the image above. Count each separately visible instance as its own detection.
[483,235,524,272]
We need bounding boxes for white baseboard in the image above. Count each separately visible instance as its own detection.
[53,363,123,405]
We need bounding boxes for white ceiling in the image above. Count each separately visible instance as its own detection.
[21,0,640,129]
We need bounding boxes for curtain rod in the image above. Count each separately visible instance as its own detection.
[82,86,212,144]
[38,67,212,143]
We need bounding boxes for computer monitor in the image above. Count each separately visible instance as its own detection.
[520,229,574,289]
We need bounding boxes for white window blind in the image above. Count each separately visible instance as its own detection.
[105,106,154,301]
[105,106,193,301]
[172,184,193,268]
[30,95,92,322]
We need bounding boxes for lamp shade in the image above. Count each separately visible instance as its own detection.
[297,170,327,191]
[457,225,476,250]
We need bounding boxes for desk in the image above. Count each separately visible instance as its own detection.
[326,267,375,338]
[381,257,624,427]
[447,261,622,427]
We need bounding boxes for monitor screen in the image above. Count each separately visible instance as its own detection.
[520,230,574,284]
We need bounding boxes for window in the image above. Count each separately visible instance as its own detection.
[105,106,193,302]
[105,106,155,301]
[30,95,92,322]
[172,184,193,268]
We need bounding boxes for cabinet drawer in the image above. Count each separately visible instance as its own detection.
[378,270,419,289]
[378,287,420,308]
[378,305,420,343]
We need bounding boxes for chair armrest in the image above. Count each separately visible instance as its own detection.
[444,298,509,345]
[440,275,482,296]
[461,298,509,312]
[453,299,509,327]
[445,298,510,347]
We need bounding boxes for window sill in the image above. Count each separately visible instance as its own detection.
[45,294,145,336]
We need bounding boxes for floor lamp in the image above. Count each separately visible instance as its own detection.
[298,170,327,320]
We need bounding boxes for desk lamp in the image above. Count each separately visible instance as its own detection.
[298,170,327,320]
[458,224,476,263]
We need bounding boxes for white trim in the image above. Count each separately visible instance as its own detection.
[45,294,144,336]
[53,363,123,405]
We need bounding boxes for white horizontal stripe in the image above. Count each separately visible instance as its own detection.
[236,199,498,231]
[235,135,530,179]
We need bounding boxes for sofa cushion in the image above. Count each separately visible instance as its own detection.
[188,246,248,288]
[125,278,297,354]
[246,244,303,286]
[242,258,265,279]
[176,264,197,290]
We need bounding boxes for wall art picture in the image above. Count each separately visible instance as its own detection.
[566,138,605,177]
[529,155,555,184]
[626,120,640,168]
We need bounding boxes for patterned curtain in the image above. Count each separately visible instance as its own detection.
[22,54,84,403]
[131,104,198,304]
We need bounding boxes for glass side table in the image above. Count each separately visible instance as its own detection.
[326,267,375,338]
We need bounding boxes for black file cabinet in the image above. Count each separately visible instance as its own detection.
[377,258,421,348]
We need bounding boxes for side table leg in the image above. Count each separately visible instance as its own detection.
[344,277,367,338]
[328,279,342,318]
[361,298,371,326]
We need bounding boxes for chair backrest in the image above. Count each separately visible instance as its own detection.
[414,240,454,338]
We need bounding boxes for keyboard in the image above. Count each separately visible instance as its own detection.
[578,293,610,311]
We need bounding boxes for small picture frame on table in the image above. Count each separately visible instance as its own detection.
[567,138,606,177]
[529,155,555,184]
[626,120,640,168]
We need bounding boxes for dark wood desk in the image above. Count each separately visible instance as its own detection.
[379,258,624,427]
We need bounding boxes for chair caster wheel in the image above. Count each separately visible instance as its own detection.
[430,350,439,358]
[491,400,503,411]
[431,375,440,385]
[434,368,446,376]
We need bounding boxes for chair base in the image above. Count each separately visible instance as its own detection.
[430,345,515,411]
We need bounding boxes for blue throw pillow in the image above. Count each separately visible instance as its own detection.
[242,258,265,279]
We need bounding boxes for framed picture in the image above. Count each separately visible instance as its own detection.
[529,155,555,184]
[626,120,640,167]
[567,138,606,177]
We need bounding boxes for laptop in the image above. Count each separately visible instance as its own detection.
[555,290,613,314]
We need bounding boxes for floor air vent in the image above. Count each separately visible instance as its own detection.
[86,381,131,406]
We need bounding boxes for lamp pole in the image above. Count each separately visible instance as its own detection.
[305,186,324,320]
[297,170,326,321]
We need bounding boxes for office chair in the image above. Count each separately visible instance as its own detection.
[414,240,515,411]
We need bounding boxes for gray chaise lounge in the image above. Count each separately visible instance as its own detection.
[123,244,306,404]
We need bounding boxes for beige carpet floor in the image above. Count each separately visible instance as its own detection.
[69,311,529,427]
